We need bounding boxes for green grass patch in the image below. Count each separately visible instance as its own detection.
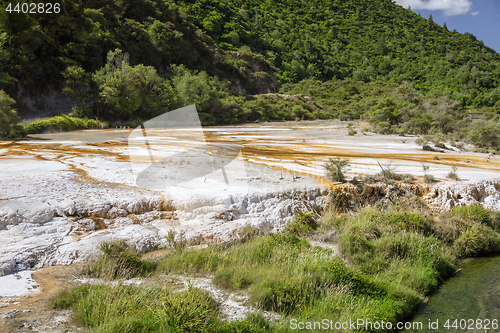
[283,211,317,236]
[55,202,500,332]
[52,284,268,333]
[158,229,423,328]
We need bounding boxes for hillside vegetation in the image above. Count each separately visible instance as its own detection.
[1,0,500,149]
[180,0,500,106]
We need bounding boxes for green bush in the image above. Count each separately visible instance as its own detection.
[92,49,171,121]
[284,211,317,236]
[453,224,500,257]
[23,115,102,134]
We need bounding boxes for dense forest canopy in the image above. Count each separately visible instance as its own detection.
[178,0,500,106]
[0,0,277,95]
[0,0,500,148]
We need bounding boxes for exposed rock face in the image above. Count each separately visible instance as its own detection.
[3,162,500,277]
[424,179,500,211]
[14,86,74,118]
[0,184,328,276]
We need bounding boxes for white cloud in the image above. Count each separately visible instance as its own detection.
[394,0,473,16]
[470,11,479,16]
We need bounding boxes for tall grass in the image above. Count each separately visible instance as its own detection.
[83,241,156,280]
[159,231,420,328]
[320,203,500,294]
[55,203,500,332]
[52,284,268,332]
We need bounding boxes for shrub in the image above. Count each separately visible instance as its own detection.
[424,174,436,183]
[328,189,354,212]
[284,211,317,236]
[435,142,450,150]
[23,115,102,134]
[347,122,357,136]
[447,166,459,180]
[92,49,171,121]
[364,162,415,183]
[324,158,350,182]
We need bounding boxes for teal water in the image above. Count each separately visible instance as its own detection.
[403,256,500,332]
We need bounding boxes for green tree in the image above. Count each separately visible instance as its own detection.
[92,49,171,121]
[147,20,183,61]
[0,90,18,137]
[0,31,15,87]
[170,65,237,123]
[367,98,401,133]
[62,65,90,104]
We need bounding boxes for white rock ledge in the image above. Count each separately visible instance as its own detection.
[424,178,500,211]
[0,185,328,276]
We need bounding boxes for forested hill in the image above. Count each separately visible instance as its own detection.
[179,0,500,106]
[0,0,278,104]
[0,0,499,131]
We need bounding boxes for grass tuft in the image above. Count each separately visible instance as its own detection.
[52,284,269,332]
[284,211,317,236]
[84,241,156,280]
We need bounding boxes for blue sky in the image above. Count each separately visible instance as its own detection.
[394,0,500,53]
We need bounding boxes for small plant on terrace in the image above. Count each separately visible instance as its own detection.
[447,166,460,181]
[347,122,357,136]
[324,158,350,182]
[422,163,436,183]
[166,230,187,252]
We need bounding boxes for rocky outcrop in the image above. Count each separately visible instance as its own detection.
[0,186,328,276]
[424,179,500,211]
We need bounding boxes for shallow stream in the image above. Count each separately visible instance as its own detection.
[404,255,500,332]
